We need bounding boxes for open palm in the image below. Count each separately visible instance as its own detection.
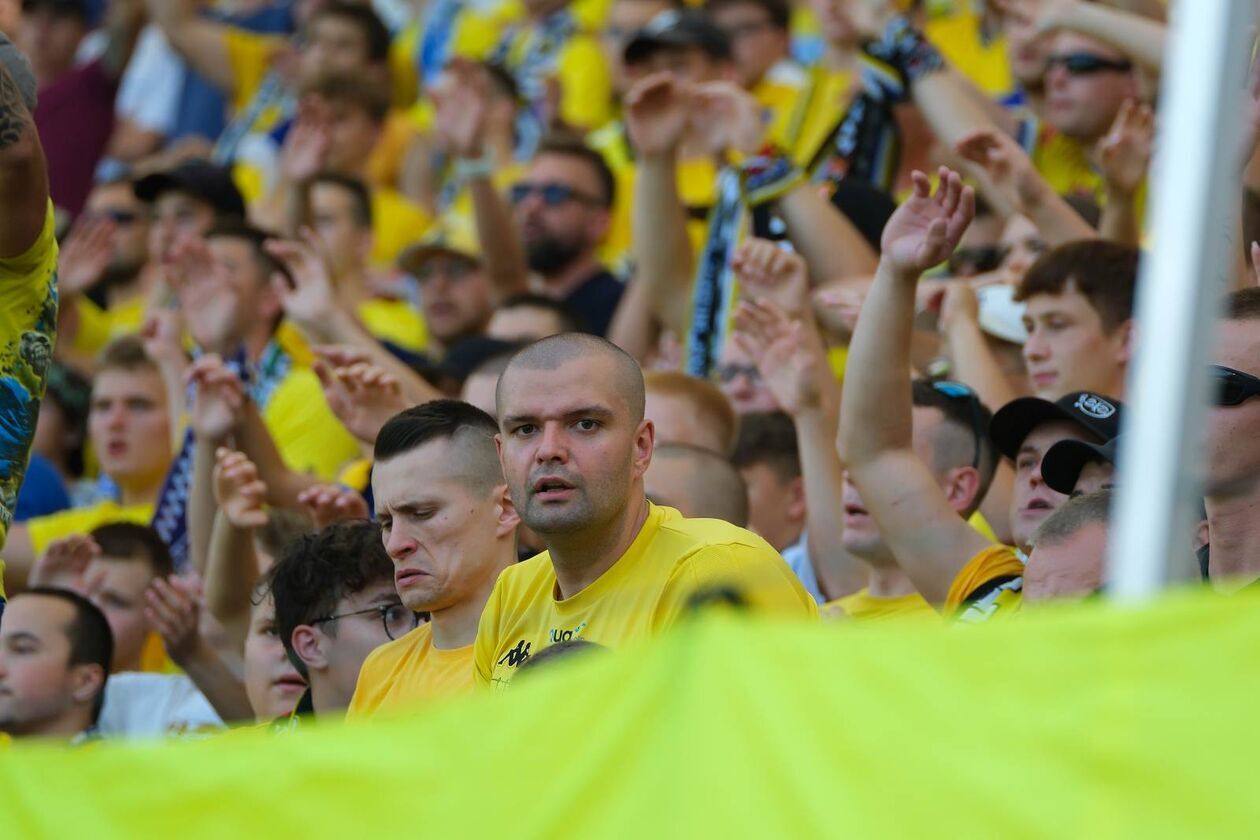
[880,168,975,277]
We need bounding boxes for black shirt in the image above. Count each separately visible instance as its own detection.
[563,269,624,337]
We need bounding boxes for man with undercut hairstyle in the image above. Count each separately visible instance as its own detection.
[476,333,815,689]
[644,443,749,526]
[348,401,519,718]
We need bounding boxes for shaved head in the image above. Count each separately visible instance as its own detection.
[497,333,646,424]
[645,444,749,526]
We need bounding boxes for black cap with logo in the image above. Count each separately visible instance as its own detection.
[1041,435,1122,495]
[134,160,247,220]
[988,391,1124,461]
[624,10,733,66]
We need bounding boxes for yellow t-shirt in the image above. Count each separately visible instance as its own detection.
[0,203,58,553]
[830,588,937,622]
[787,65,857,169]
[924,7,1013,99]
[497,21,613,135]
[371,188,434,269]
[223,29,285,124]
[66,295,147,357]
[389,2,522,108]
[347,623,475,719]
[27,501,155,558]
[944,544,1025,622]
[474,504,817,689]
[262,365,361,482]
[1029,124,1103,205]
[357,298,428,355]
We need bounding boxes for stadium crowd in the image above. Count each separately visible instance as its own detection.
[0,0,1257,743]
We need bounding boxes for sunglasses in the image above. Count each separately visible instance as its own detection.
[1209,365,1260,407]
[932,381,984,470]
[85,209,141,226]
[509,182,601,208]
[1045,52,1133,76]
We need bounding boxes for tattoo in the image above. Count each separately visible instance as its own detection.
[0,70,28,151]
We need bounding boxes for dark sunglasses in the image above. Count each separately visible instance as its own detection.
[509,182,601,208]
[1209,365,1260,407]
[1045,52,1133,76]
[932,381,984,470]
[86,209,141,226]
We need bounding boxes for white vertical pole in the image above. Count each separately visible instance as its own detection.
[1107,0,1255,600]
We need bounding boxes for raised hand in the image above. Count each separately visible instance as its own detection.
[187,354,245,443]
[1098,98,1153,197]
[140,306,188,367]
[954,128,1042,215]
[880,167,976,279]
[431,58,491,160]
[297,483,370,529]
[731,238,809,317]
[29,534,100,588]
[212,447,269,529]
[58,215,116,297]
[732,298,825,416]
[144,575,203,665]
[991,0,1077,34]
[314,358,407,445]
[689,81,765,156]
[264,231,337,335]
[812,277,870,335]
[624,73,691,158]
[169,236,241,354]
[282,98,332,183]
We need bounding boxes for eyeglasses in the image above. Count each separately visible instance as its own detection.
[931,381,985,470]
[1209,365,1260,407]
[1045,52,1133,77]
[85,209,141,226]
[509,182,602,208]
[413,256,477,284]
[948,245,1005,276]
[716,363,762,385]
[311,603,419,642]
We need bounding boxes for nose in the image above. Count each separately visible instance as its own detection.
[1045,62,1069,89]
[535,422,569,464]
[385,526,416,561]
[1024,330,1049,363]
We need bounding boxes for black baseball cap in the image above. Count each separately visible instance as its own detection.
[624,10,733,66]
[22,0,96,23]
[989,391,1123,461]
[134,161,247,219]
[1041,436,1121,495]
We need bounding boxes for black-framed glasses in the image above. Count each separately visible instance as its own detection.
[509,181,601,208]
[716,362,762,385]
[932,381,984,470]
[311,603,419,641]
[1210,365,1260,407]
[1045,52,1133,77]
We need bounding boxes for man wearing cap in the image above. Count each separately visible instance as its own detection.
[1041,436,1120,499]
[135,159,248,269]
[17,0,144,216]
[398,218,496,361]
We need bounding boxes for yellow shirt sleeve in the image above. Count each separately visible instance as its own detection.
[27,502,155,558]
[555,35,613,133]
[473,573,506,690]
[262,368,363,481]
[0,203,57,545]
[223,29,284,114]
[944,545,1025,614]
[660,542,820,627]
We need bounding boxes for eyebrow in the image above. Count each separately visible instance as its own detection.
[502,405,615,425]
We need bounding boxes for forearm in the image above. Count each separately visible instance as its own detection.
[944,316,1018,413]
[0,60,49,258]
[253,177,298,238]
[1098,189,1141,246]
[203,513,258,650]
[796,407,865,600]
[1023,180,1097,246]
[174,640,255,723]
[779,185,877,294]
[838,260,917,466]
[912,70,1017,151]
[633,153,693,335]
[145,0,234,94]
[1055,2,1165,73]
[606,276,660,363]
[102,0,145,80]
[466,173,528,298]
[188,440,223,578]
[238,403,319,509]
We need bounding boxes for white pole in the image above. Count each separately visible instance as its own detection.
[1107,0,1254,600]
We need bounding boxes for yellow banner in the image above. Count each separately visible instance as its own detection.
[3,588,1259,836]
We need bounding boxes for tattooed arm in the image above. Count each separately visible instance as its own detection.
[0,34,48,259]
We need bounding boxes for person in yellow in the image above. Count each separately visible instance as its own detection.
[5,337,172,594]
[348,401,520,717]
[0,589,112,744]
[477,334,816,689]
[838,167,1023,623]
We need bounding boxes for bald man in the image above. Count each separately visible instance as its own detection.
[645,444,749,526]
[476,334,816,688]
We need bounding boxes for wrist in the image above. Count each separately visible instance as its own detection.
[453,149,493,183]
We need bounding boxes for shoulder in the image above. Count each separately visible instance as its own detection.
[654,507,779,556]
[945,545,1024,612]
[362,623,431,674]
[494,551,554,593]
[0,203,57,283]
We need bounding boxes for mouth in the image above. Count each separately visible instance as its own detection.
[105,440,128,457]
[532,476,576,502]
[395,568,427,588]
[1021,498,1055,515]
[1031,371,1057,386]
[274,675,306,693]
[842,502,870,525]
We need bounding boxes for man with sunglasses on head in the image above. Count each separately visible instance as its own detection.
[1204,288,1260,591]
[267,519,417,719]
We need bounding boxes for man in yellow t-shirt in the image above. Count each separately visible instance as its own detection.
[348,401,520,718]
[477,334,816,689]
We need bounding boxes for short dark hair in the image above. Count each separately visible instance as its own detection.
[1032,488,1113,548]
[206,220,291,285]
[912,379,999,513]
[21,588,113,724]
[705,0,790,30]
[730,411,800,483]
[301,70,391,124]
[90,523,174,580]
[535,135,616,209]
[374,400,504,491]
[1015,240,1139,333]
[499,292,585,333]
[266,520,393,678]
[1225,287,1260,320]
[96,334,158,377]
[254,509,316,560]
[310,2,392,63]
[306,172,373,229]
[500,334,645,423]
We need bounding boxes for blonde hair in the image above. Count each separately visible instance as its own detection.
[643,370,738,455]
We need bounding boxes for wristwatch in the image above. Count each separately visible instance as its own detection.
[453,152,495,184]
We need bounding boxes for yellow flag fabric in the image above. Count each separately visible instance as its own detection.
[3,588,1259,835]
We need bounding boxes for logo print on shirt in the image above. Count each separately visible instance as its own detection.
[549,621,588,644]
[1074,393,1116,419]
[498,640,532,668]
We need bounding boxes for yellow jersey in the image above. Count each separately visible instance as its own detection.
[830,588,937,622]
[495,19,613,135]
[65,294,147,357]
[357,297,428,355]
[945,544,1025,622]
[370,188,434,269]
[924,6,1013,99]
[27,500,154,558]
[0,203,58,549]
[474,504,817,689]
[347,623,474,719]
[389,0,522,108]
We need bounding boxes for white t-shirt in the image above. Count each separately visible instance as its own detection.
[781,533,824,604]
[98,673,224,739]
[115,25,185,135]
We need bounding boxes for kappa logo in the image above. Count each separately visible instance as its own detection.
[497,640,532,668]
[1074,393,1116,420]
